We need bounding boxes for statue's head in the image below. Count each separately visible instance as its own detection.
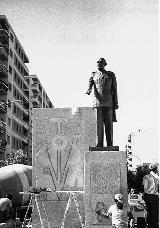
[97,58,107,66]
[97,57,107,69]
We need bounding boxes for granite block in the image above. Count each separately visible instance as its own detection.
[84,151,128,228]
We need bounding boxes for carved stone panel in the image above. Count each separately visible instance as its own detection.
[32,107,96,194]
[32,107,96,227]
[84,151,128,228]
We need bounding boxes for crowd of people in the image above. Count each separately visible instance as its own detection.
[94,162,159,228]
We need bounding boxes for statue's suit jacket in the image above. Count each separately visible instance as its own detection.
[86,70,118,109]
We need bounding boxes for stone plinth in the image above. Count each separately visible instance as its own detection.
[32,107,96,227]
[84,151,127,228]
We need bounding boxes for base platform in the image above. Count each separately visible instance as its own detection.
[89,146,119,151]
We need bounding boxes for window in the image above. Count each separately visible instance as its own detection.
[13,138,15,147]
[10,33,13,42]
[7,99,11,108]
[9,49,13,58]
[21,66,23,74]
[8,83,12,91]
[13,87,16,97]
[7,135,10,145]
[16,140,18,148]
[19,140,21,149]
[13,122,16,130]
[14,72,17,81]
[17,108,19,116]
[20,95,22,102]
[15,57,17,66]
[14,105,16,114]
[8,118,11,126]
[9,65,12,74]
[21,52,24,61]
[15,42,18,50]
[18,62,20,71]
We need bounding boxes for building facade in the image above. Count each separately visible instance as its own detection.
[25,75,54,164]
[0,15,54,162]
[29,75,53,109]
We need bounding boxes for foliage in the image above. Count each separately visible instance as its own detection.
[127,164,150,193]
[0,150,28,168]
[127,169,136,193]
[134,165,150,193]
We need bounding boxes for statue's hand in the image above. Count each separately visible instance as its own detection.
[85,91,91,95]
[114,104,119,109]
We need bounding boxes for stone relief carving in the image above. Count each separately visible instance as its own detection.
[35,117,85,192]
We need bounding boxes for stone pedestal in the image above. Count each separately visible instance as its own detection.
[32,107,96,227]
[84,150,127,228]
[90,146,119,151]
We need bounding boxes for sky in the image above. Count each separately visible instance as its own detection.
[0,0,159,163]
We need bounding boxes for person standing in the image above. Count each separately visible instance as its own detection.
[142,163,159,228]
[105,194,133,228]
[86,57,118,147]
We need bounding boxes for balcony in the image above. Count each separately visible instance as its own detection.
[22,126,28,138]
[0,102,7,113]
[0,17,9,31]
[23,90,29,99]
[0,64,8,78]
[32,95,40,106]
[23,101,29,110]
[0,139,7,151]
[0,81,8,95]
[31,83,39,93]
[0,121,6,134]
[23,112,29,125]
[23,83,29,99]
[0,29,9,44]
[22,140,28,152]
[0,46,8,60]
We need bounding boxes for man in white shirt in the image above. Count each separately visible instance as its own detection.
[106,194,133,228]
[142,163,159,228]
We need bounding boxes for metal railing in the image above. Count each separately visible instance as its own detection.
[0,64,8,76]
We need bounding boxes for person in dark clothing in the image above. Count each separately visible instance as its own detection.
[142,163,159,228]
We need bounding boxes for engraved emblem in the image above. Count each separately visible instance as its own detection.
[52,135,67,150]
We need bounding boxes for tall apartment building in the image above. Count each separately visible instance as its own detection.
[25,75,54,164]
[28,75,53,109]
[0,15,54,162]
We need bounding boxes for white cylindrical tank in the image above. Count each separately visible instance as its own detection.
[0,164,32,206]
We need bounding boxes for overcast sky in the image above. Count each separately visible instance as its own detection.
[0,0,159,163]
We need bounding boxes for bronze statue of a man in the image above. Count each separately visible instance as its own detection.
[86,57,119,147]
